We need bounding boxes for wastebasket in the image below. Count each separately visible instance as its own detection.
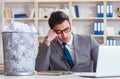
[2,32,37,76]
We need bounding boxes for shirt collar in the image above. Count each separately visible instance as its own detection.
[67,34,73,46]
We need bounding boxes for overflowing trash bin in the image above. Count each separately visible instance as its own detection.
[2,21,37,76]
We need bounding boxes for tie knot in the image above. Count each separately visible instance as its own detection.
[62,42,67,46]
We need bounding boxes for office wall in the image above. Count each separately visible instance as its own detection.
[0,0,3,63]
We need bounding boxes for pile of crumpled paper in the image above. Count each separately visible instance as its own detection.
[2,21,37,75]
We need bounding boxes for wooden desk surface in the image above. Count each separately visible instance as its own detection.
[0,73,120,79]
[0,64,120,79]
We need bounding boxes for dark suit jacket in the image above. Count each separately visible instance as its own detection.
[35,34,99,72]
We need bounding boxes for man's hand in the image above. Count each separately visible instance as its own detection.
[47,29,57,41]
[44,29,57,46]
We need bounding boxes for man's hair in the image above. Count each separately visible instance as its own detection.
[48,11,70,29]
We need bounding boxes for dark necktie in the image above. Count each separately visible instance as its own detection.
[62,43,74,68]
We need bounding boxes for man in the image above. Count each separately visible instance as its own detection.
[35,11,99,72]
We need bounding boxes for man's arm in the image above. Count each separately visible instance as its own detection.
[90,36,99,72]
[35,29,57,71]
[35,42,51,71]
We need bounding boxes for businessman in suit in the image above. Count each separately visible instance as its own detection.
[35,11,99,72]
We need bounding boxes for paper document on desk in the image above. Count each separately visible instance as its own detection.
[73,72,96,77]
[37,71,72,76]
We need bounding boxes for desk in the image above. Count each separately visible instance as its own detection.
[0,74,120,79]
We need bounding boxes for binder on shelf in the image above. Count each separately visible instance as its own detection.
[106,4,113,17]
[97,4,104,17]
[93,22,98,35]
[107,39,117,46]
[73,5,79,18]
[98,22,101,34]
[107,39,110,46]
[112,39,117,46]
[107,39,112,46]
[93,22,104,35]
[100,22,104,35]
[110,39,113,46]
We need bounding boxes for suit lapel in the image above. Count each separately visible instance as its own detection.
[52,35,81,70]
[52,41,63,57]
[52,40,71,70]
[72,34,81,69]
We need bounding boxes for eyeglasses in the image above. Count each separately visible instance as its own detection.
[54,27,71,34]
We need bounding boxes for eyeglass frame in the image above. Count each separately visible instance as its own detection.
[53,27,71,34]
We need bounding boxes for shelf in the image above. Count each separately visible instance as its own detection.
[106,35,120,37]
[71,0,104,2]
[2,0,120,46]
[4,1,34,4]
[106,18,120,20]
[38,18,48,21]
[106,0,120,2]
[38,35,46,37]
[92,35,104,37]
[37,1,69,3]
[4,0,34,3]
[72,17,103,20]
[4,18,35,21]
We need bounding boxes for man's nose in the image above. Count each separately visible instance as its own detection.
[61,31,67,37]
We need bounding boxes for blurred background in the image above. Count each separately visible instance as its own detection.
[0,0,3,63]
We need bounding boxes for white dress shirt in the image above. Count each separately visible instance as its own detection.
[59,34,75,64]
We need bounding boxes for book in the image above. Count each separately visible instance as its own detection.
[74,5,79,18]
[4,9,12,18]
[14,14,27,18]
[29,8,35,18]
